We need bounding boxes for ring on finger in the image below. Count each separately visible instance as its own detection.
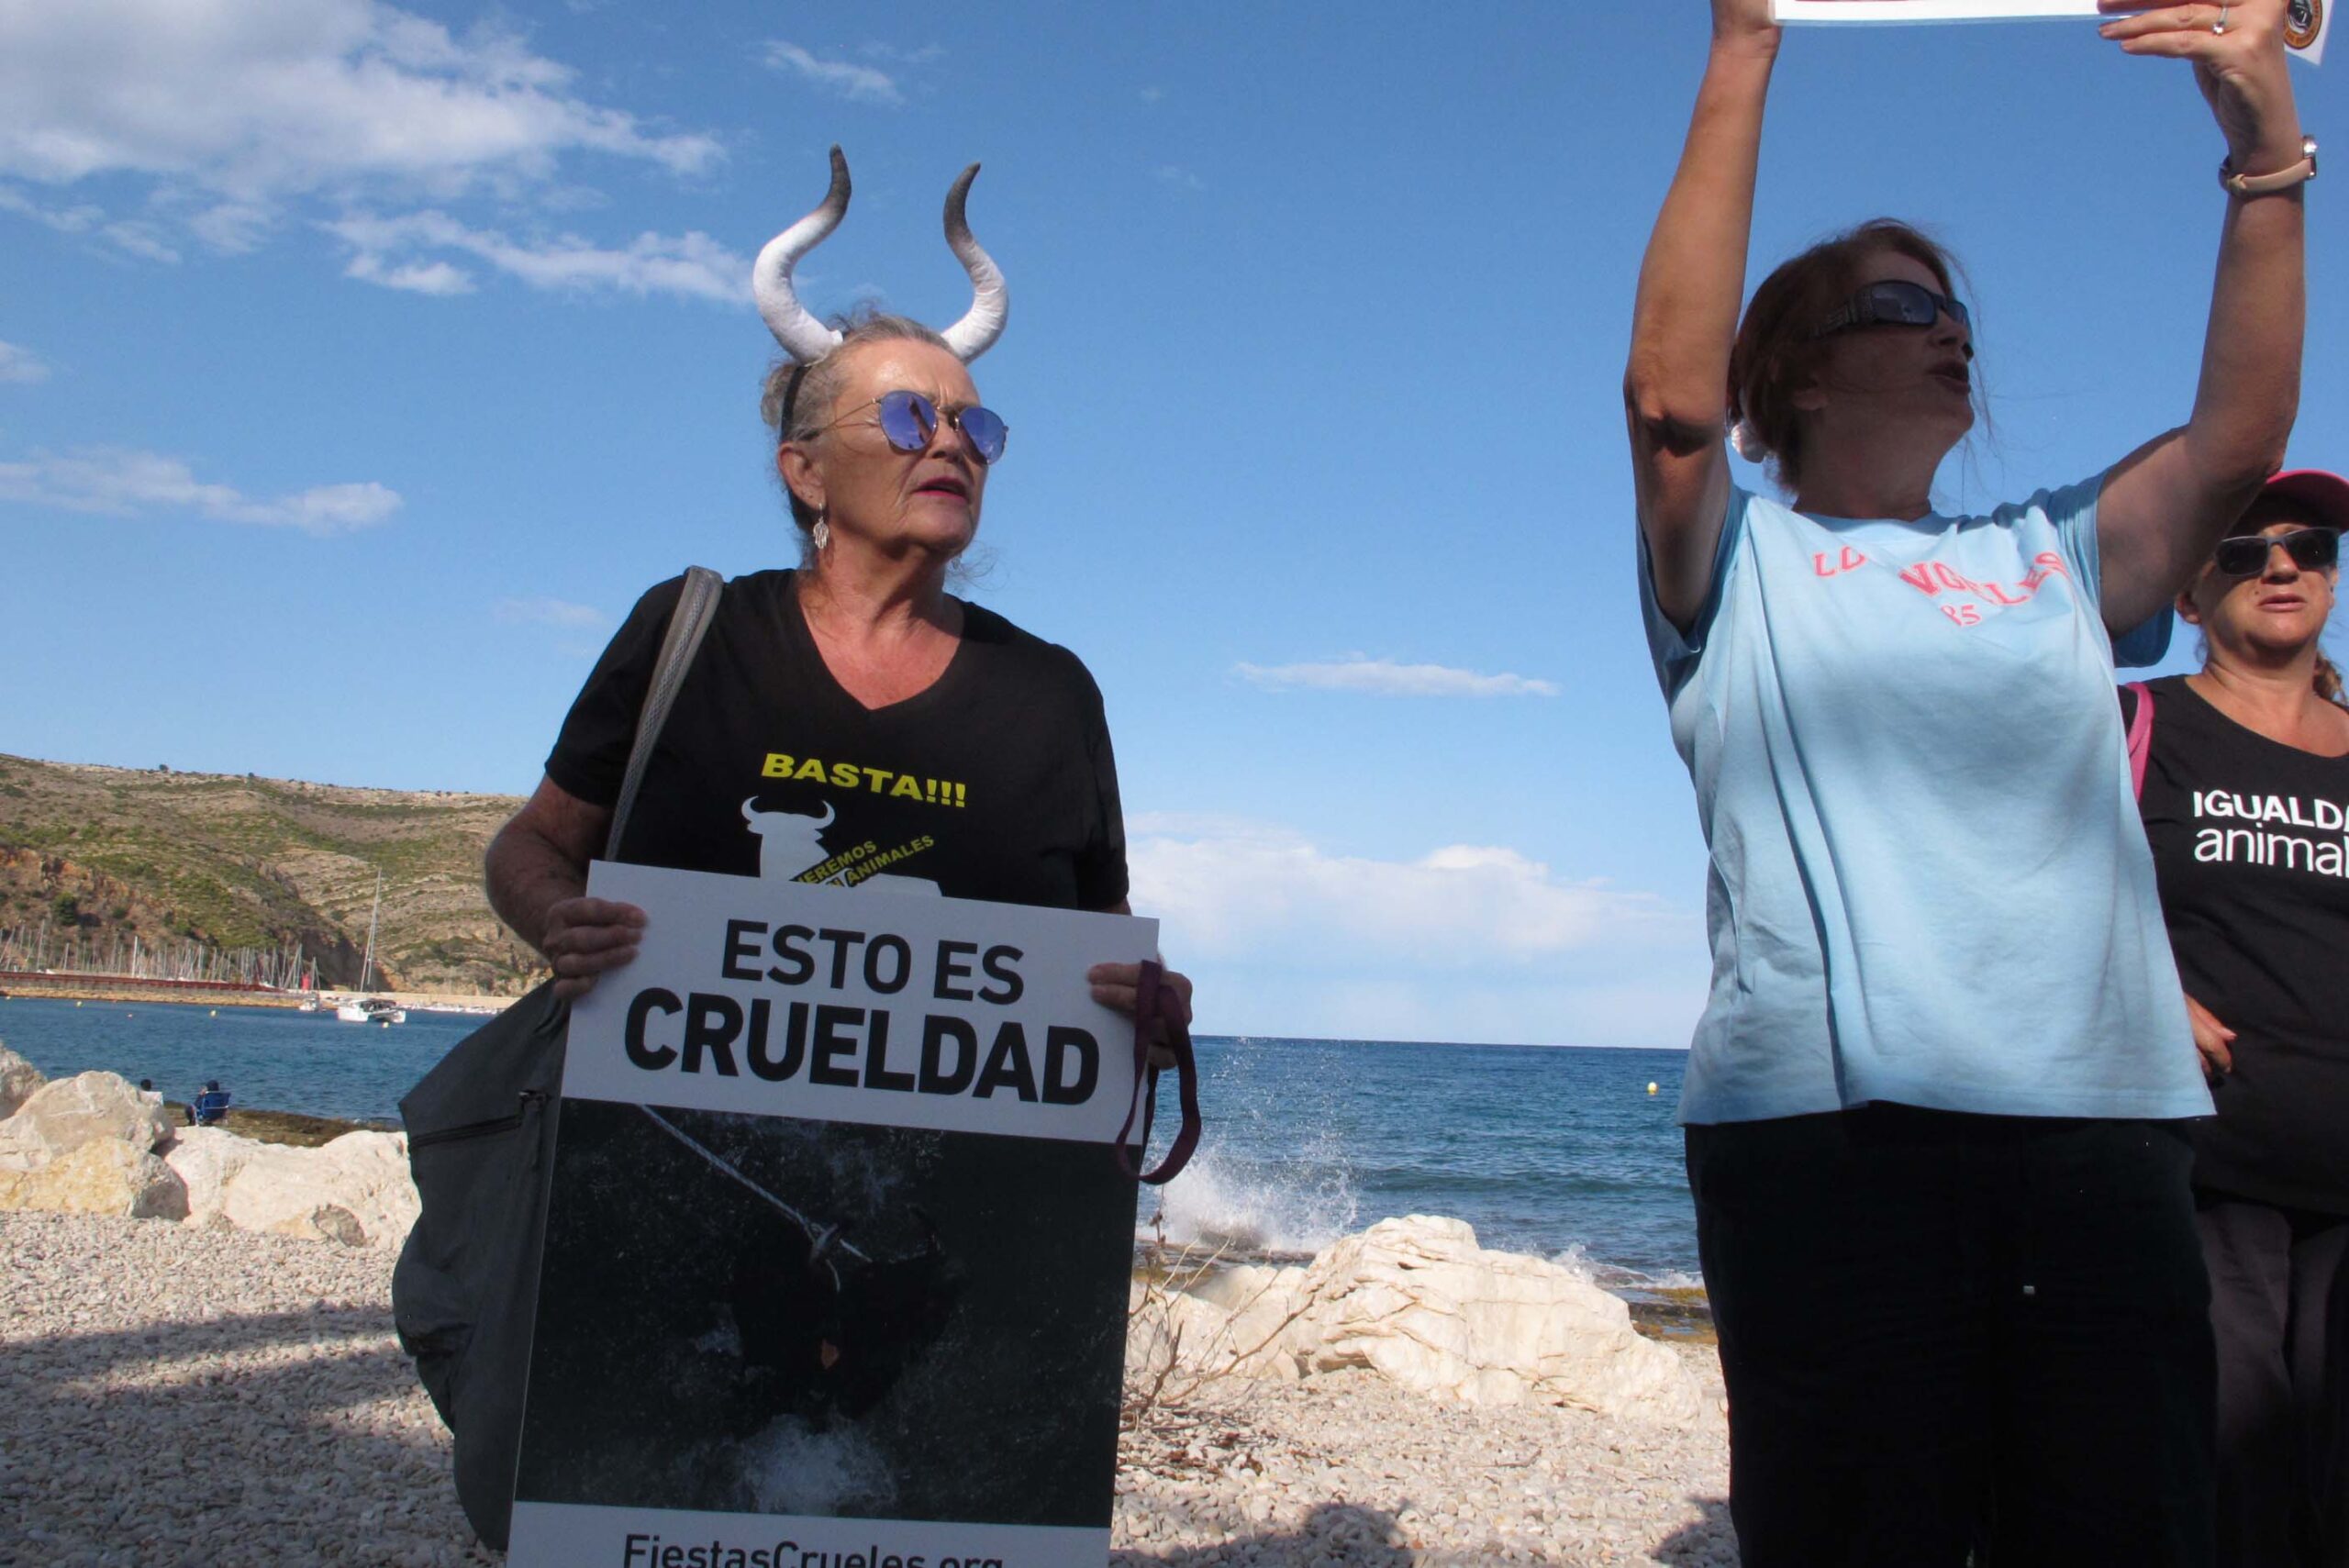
[2213,3,2230,32]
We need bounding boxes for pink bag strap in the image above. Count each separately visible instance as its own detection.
[2124,681,2155,801]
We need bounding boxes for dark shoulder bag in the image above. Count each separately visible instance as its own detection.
[391,565,721,1551]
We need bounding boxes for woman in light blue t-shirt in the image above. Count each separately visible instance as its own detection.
[1623,1,2309,1563]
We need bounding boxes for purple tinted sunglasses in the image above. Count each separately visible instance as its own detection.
[823,389,1008,465]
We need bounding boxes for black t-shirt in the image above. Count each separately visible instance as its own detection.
[547,570,1128,912]
[2132,674,2349,1213]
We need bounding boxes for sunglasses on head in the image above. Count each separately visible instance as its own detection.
[2211,527,2340,577]
[1812,280,1972,341]
[818,389,1008,465]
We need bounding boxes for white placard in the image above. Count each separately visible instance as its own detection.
[1772,0,2329,61]
[564,862,1157,1142]
[511,863,1159,1568]
[1775,1,2096,17]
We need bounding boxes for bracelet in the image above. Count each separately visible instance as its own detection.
[2221,136,2319,197]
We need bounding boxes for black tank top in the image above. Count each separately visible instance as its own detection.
[2132,674,2349,1213]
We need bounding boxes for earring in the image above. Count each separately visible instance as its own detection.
[811,514,830,552]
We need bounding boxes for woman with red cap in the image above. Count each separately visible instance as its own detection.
[2127,466,2349,1568]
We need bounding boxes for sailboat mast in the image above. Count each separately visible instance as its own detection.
[360,872,382,993]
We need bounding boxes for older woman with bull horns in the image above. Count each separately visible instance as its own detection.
[484,144,1192,1038]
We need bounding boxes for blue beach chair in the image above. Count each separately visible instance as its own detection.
[192,1083,230,1127]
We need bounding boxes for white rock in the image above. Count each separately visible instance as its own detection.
[0,1043,45,1118]
[162,1125,262,1228]
[1138,1215,1705,1424]
[0,1071,173,1172]
[0,1137,187,1219]
[217,1130,417,1250]
[266,1201,368,1247]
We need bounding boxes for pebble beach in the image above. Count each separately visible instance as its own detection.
[3,1211,1734,1567]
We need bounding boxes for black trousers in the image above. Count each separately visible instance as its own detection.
[2197,1195,2349,1568]
[1687,1106,2216,1568]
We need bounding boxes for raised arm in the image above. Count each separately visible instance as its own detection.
[1624,0,1780,632]
[485,775,644,1000]
[2091,0,2307,632]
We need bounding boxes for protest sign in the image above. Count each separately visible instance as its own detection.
[507,862,1159,1568]
[1772,0,2329,62]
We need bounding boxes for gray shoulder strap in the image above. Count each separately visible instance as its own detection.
[606,566,723,860]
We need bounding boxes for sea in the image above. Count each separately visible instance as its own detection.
[0,995,1701,1289]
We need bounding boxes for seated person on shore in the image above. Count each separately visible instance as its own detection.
[192,1082,229,1127]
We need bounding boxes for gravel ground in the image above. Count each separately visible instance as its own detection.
[1,1212,1733,1567]
[1116,1361,1733,1567]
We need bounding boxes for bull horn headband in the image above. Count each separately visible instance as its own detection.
[752,144,1009,364]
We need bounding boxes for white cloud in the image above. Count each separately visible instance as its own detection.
[495,596,609,629]
[1154,164,1205,192]
[0,1,725,287]
[0,340,51,384]
[758,41,904,106]
[326,210,744,302]
[187,200,276,254]
[1127,816,1703,1046]
[345,250,474,295]
[0,446,399,535]
[0,185,105,235]
[1232,656,1560,698]
[0,0,721,201]
[98,220,180,264]
[1130,817,1674,968]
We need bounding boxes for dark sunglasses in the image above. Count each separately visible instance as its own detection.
[819,389,1008,465]
[2212,527,2340,577]
[1812,280,1972,340]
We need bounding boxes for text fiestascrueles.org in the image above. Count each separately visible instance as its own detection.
[623,1534,1008,1568]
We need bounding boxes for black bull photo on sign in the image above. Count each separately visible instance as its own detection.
[514,1099,1134,1527]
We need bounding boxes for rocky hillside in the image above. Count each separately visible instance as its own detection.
[0,754,541,995]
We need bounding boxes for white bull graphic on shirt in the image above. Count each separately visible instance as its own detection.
[740,796,942,895]
[741,797,836,882]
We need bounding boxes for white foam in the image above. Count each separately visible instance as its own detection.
[740,1417,894,1517]
[1549,1242,1706,1295]
[1143,1140,1360,1260]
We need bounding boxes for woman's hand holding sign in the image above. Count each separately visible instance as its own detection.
[2090,0,2306,636]
[2100,0,2303,174]
[1086,962,1194,1024]
[1088,960,1195,1071]
[543,896,649,1002]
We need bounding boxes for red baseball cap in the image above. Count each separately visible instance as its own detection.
[2255,469,2349,533]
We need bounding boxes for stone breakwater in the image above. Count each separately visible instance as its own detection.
[1132,1217,1707,1426]
[0,1048,417,1248]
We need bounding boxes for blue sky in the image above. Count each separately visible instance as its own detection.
[2,3,2340,1046]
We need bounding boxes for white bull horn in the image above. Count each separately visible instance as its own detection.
[754,145,852,363]
[811,801,834,829]
[938,163,1008,362]
[741,797,765,824]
